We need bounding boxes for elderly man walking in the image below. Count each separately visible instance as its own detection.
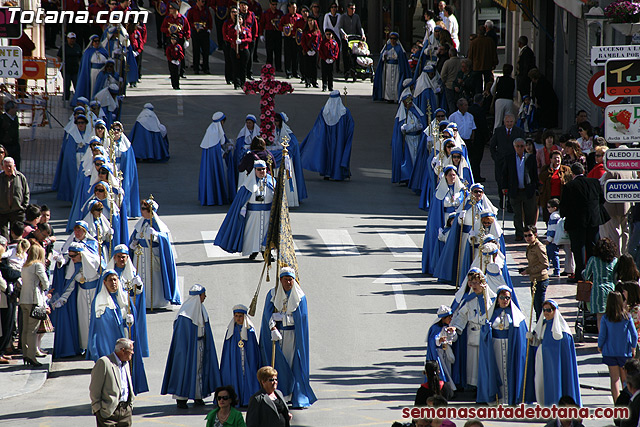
[89,338,135,426]
[0,157,29,239]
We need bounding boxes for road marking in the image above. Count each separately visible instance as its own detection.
[378,232,421,258]
[177,94,183,116]
[201,231,240,258]
[317,229,359,256]
[373,269,411,310]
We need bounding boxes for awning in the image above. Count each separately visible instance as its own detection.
[554,0,586,19]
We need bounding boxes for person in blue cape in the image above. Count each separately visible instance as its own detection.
[417,113,449,210]
[258,267,317,408]
[450,268,496,390]
[86,269,149,394]
[94,84,121,129]
[129,198,181,309]
[477,286,527,405]
[50,241,101,358]
[61,220,101,257]
[66,151,110,231]
[161,284,222,408]
[426,305,457,390]
[107,121,140,218]
[92,59,120,98]
[199,112,233,206]
[220,304,260,407]
[107,244,148,358]
[71,35,108,107]
[525,300,582,406]
[53,114,94,202]
[373,32,411,103]
[79,180,128,254]
[422,165,465,275]
[270,112,307,206]
[214,160,275,259]
[300,90,354,182]
[128,103,170,162]
[83,199,114,263]
[234,114,261,183]
[90,101,108,124]
[391,92,427,184]
[446,146,473,186]
[413,64,441,115]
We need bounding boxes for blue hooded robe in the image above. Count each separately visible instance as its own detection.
[220,322,261,406]
[373,41,411,101]
[50,262,81,359]
[199,138,231,206]
[300,96,354,182]
[258,288,317,408]
[426,319,453,384]
[71,45,109,107]
[111,136,141,218]
[269,128,307,201]
[128,119,170,162]
[391,105,426,183]
[52,129,88,202]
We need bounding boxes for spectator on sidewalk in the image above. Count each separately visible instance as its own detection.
[56,33,83,101]
[562,140,587,169]
[567,110,589,140]
[538,151,571,223]
[535,130,561,174]
[503,138,538,241]
[484,20,498,47]
[0,102,21,170]
[529,68,559,129]
[587,146,607,179]
[560,162,609,281]
[442,5,458,49]
[489,64,516,131]
[621,371,640,427]
[338,2,364,78]
[599,291,638,402]
[615,358,640,426]
[467,93,489,182]
[577,120,596,155]
[515,36,536,98]
[0,157,29,240]
[490,113,524,210]
[585,237,619,331]
[440,47,462,114]
[467,26,497,91]
[520,225,549,320]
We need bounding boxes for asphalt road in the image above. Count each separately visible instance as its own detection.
[0,33,616,427]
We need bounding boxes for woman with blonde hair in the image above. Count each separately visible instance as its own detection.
[19,244,49,367]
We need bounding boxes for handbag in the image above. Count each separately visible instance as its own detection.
[576,281,593,303]
[29,284,47,321]
[554,217,570,246]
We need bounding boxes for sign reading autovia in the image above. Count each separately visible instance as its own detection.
[605,179,640,203]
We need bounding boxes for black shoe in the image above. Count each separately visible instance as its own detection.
[286,73,292,79]
[293,73,299,79]
[322,85,327,92]
[194,399,206,406]
[176,400,188,409]
[249,252,258,260]
[181,74,187,79]
[23,357,42,367]
[305,83,310,88]
[312,83,319,88]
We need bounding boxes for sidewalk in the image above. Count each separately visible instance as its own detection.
[0,332,53,400]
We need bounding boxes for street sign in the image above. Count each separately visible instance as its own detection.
[0,46,22,78]
[606,58,640,96]
[588,70,624,108]
[605,104,640,143]
[591,45,640,66]
[604,148,640,171]
[605,179,640,203]
[0,7,21,39]
[21,59,46,80]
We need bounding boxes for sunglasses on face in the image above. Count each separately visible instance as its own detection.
[217,395,231,401]
[112,128,122,133]
[94,208,104,212]
[452,155,461,159]
[499,295,511,301]
[267,377,278,382]
[473,190,483,194]
[523,233,534,237]
[542,308,554,313]
[436,114,445,118]
[96,188,106,193]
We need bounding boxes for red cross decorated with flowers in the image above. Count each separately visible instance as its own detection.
[243,64,294,144]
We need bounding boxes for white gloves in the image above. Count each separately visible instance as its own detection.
[53,299,65,309]
[240,206,247,217]
[133,51,139,57]
[435,87,441,93]
[400,124,407,134]
[307,50,315,56]
[113,48,122,55]
[171,60,180,66]
[260,35,265,43]
[271,329,282,341]
[236,39,242,45]
[271,312,284,322]
[126,314,134,326]
[525,331,535,340]
[326,59,334,64]
[184,40,190,49]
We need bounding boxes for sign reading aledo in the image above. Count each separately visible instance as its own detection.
[0,46,22,78]
[605,179,640,203]
[604,148,640,171]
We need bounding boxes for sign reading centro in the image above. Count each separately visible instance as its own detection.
[605,179,640,203]
[604,148,640,171]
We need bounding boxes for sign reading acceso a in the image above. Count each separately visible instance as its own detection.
[0,46,22,78]
[605,180,640,203]
[604,148,640,171]
[591,45,640,66]
[605,104,640,143]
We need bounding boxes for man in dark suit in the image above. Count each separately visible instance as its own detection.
[621,371,640,427]
[503,137,538,241]
[559,162,609,281]
[516,35,536,98]
[468,93,489,182]
[489,113,525,208]
[0,101,20,170]
[89,338,135,426]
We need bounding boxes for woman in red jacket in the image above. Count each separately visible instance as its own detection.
[224,15,253,89]
[166,34,184,90]
[319,29,339,92]
[301,17,321,88]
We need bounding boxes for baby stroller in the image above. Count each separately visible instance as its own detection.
[574,280,598,342]
[346,35,374,83]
